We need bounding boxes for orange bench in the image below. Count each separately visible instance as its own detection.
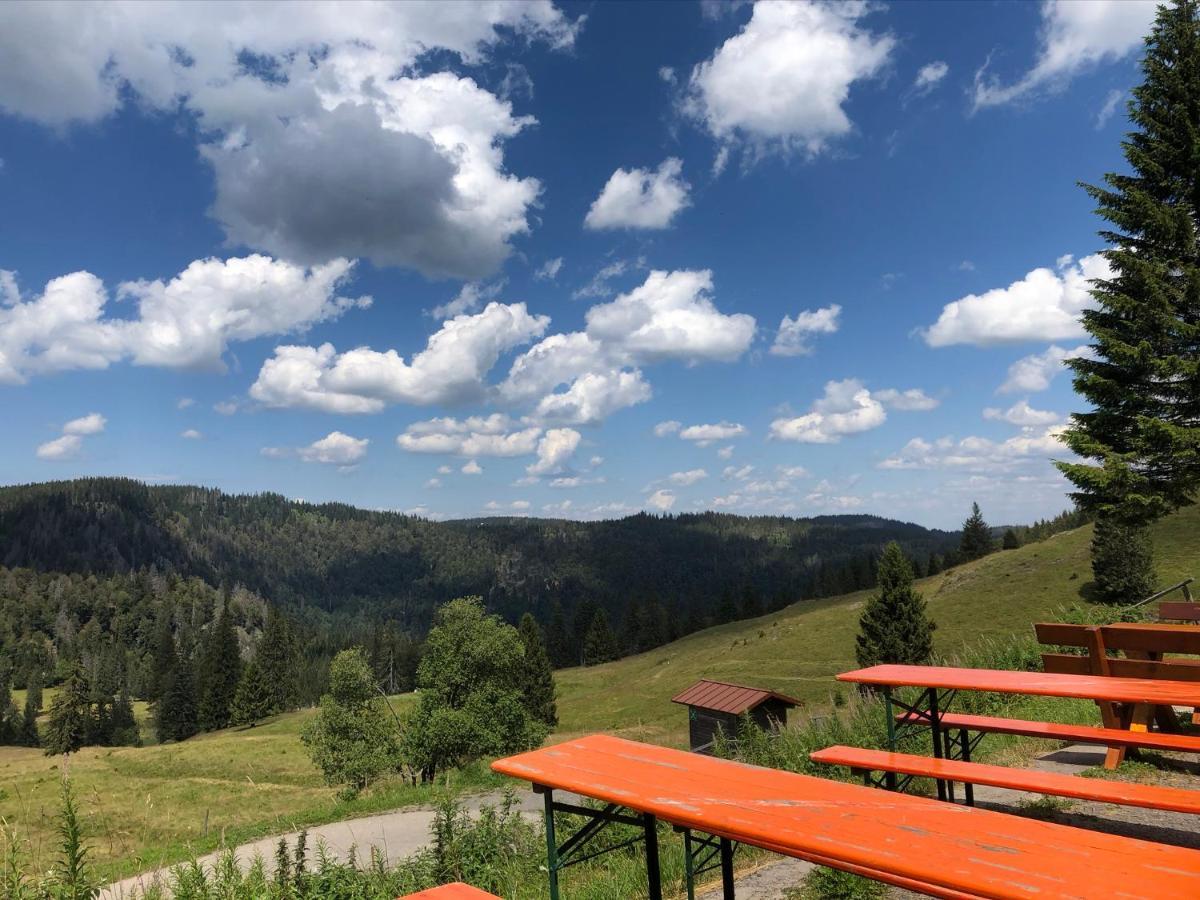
[810,744,1200,815]
[493,733,1200,899]
[396,885,500,899]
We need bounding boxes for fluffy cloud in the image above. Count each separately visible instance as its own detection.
[923,254,1110,347]
[770,304,840,357]
[396,415,542,457]
[653,420,682,437]
[0,3,579,278]
[973,0,1157,109]
[879,426,1070,472]
[873,388,939,411]
[668,468,709,486]
[535,258,564,281]
[180,429,203,440]
[685,0,893,159]
[251,302,548,413]
[297,431,369,465]
[679,422,747,446]
[983,400,1062,427]
[526,427,582,476]
[63,413,106,435]
[531,369,652,426]
[36,435,84,461]
[430,281,504,320]
[37,412,106,460]
[913,61,949,95]
[584,158,691,230]
[0,257,365,383]
[646,489,676,511]
[585,270,755,364]
[998,344,1092,394]
[461,459,483,475]
[769,378,935,443]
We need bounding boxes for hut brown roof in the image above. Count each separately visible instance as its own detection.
[670,679,802,715]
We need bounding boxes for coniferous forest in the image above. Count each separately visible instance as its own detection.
[0,477,1086,750]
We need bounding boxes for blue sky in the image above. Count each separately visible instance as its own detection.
[0,0,1158,529]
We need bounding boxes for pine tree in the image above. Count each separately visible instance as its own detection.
[148,606,176,703]
[855,542,937,669]
[1059,1,1200,527]
[156,658,198,744]
[517,613,558,727]
[258,606,300,714]
[1091,515,1158,604]
[197,600,241,731]
[25,669,43,715]
[544,599,570,669]
[926,552,943,576]
[43,664,92,756]
[20,690,40,747]
[231,659,274,726]
[959,503,993,561]
[1002,528,1021,550]
[582,609,618,666]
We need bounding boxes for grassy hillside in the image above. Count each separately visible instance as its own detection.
[3,508,1194,883]
[0,695,507,883]
[553,506,1199,745]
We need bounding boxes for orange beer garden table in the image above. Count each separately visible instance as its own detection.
[836,664,1200,801]
[491,733,1200,899]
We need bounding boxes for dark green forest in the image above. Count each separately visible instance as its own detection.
[0,478,1084,750]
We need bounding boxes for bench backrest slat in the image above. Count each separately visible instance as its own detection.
[1160,601,1200,622]
[1035,622,1200,655]
[1042,652,1200,681]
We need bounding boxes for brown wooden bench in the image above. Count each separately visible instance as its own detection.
[1036,621,1200,753]
[396,885,500,899]
[810,744,1200,814]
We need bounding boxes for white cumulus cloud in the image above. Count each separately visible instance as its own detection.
[526,427,582,476]
[685,0,893,160]
[668,468,709,486]
[923,253,1110,347]
[972,0,1157,109]
[646,489,676,511]
[296,431,369,465]
[983,400,1062,427]
[913,61,949,95]
[770,378,885,443]
[770,304,840,357]
[998,344,1093,394]
[36,411,106,460]
[584,158,691,230]
[679,422,747,446]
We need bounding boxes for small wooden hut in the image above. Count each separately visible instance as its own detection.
[671,679,801,754]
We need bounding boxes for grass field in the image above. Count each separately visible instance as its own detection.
[2,506,1196,882]
[552,506,1200,745]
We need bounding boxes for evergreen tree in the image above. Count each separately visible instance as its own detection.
[1091,515,1158,604]
[1002,528,1021,550]
[20,690,40,747]
[926,552,943,576]
[156,657,199,743]
[582,609,618,666]
[855,542,936,669]
[0,674,16,746]
[110,685,138,746]
[1059,1,1200,527]
[258,606,300,714]
[148,607,175,703]
[25,668,43,715]
[959,503,993,561]
[740,584,763,620]
[544,599,570,669]
[231,658,274,726]
[43,664,92,756]
[197,600,241,731]
[517,613,558,727]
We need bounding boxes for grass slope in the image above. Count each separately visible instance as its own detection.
[3,508,1195,881]
[553,506,1199,745]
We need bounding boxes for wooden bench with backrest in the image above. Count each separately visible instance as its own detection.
[493,733,1200,899]
[1036,621,1200,751]
[810,744,1200,814]
[396,885,500,899]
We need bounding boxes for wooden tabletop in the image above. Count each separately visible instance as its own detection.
[396,884,499,899]
[493,734,1200,899]
[836,664,1200,706]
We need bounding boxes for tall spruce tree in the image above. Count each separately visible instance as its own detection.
[855,542,936,668]
[517,613,558,727]
[1091,516,1158,603]
[258,606,300,714]
[230,658,274,726]
[156,656,199,744]
[959,502,993,561]
[1058,1,1200,528]
[582,609,618,666]
[148,606,176,703]
[43,664,92,756]
[197,601,241,731]
[544,599,570,669]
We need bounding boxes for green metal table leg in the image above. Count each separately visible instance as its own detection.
[644,813,663,900]
[720,837,735,898]
[882,687,898,790]
[543,789,560,900]
[683,830,696,900]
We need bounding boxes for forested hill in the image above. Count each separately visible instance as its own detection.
[0,478,957,631]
